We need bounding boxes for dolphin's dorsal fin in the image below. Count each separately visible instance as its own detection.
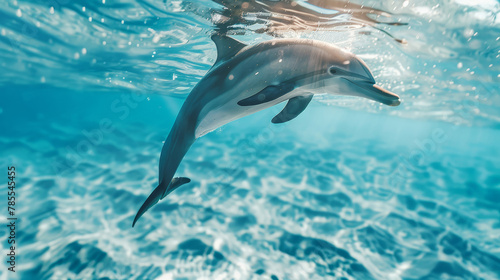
[211,34,247,66]
[272,95,313,124]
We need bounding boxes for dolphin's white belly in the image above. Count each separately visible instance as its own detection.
[195,99,260,138]
[194,86,306,138]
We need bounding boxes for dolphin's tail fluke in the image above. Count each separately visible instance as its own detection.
[132,177,191,227]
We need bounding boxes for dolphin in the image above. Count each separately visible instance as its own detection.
[132,35,400,227]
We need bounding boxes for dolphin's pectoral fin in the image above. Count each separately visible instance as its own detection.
[271,95,313,124]
[237,82,295,106]
[132,177,191,227]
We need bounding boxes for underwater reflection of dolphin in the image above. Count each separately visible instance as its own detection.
[132,35,400,227]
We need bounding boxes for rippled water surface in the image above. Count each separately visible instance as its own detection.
[1,0,500,279]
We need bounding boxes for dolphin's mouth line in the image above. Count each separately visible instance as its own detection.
[330,67,376,84]
[342,78,373,85]
[343,78,401,106]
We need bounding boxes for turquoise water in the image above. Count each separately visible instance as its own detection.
[1,0,500,279]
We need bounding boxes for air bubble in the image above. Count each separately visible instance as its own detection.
[463,28,474,38]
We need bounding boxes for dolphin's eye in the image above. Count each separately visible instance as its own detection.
[328,67,337,75]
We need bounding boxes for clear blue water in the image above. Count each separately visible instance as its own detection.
[1,0,500,279]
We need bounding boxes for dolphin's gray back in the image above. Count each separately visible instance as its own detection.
[189,39,348,137]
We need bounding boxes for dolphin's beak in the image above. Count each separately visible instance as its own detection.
[330,58,401,106]
[345,79,401,106]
